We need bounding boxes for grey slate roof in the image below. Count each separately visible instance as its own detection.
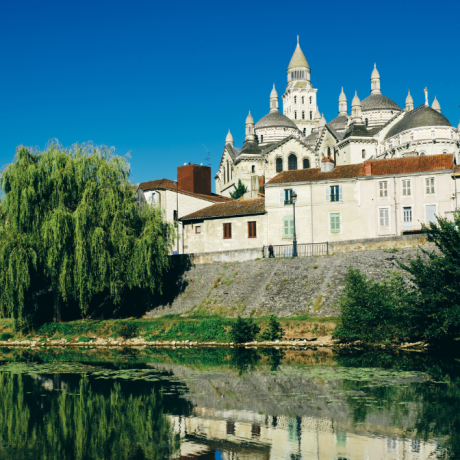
[343,123,377,139]
[328,114,348,132]
[361,93,401,112]
[326,122,345,140]
[305,131,319,146]
[240,140,262,155]
[385,104,452,140]
[255,111,299,130]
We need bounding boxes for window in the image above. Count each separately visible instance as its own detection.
[402,179,411,196]
[251,165,255,173]
[379,208,390,227]
[379,181,388,198]
[403,207,412,230]
[284,189,293,204]
[303,158,310,169]
[327,146,331,156]
[283,216,294,238]
[302,111,305,119]
[310,111,312,120]
[294,96,297,104]
[288,154,297,170]
[330,213,340,233]
[309,96,312,104]
[326,185,342,202]
[301,96,304,104]
[425,177,435,194]
[223,167,226,184]
[260,135,263,143]
[226,421,235,435]
[362,149,366,159]
[426,204,436,224]
[195,226,201,234]
[248,221,257,238]
[173,210,178,221]
[223,223,232,239]
[276,157,283,173]
[294,111,297,120]
[303,128,306,135]
[365,118,368,126]
[227,161,229,183]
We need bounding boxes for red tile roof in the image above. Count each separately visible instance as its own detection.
[139,178,231,203]
[180,198,265,221]
[266,154,454,185]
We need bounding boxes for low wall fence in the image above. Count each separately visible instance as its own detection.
[262,242,329,259]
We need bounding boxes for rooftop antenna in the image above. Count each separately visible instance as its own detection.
[202,144,211,167]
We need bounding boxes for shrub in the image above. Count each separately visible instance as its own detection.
[229,316,260,344]
[111,323,138,340]
[78,336,93,343]
[260,315,284,341]
[0,332,13,341]
[333,268,413,343]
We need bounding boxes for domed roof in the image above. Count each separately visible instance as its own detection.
[385,105,452,140]
[328,114,348,132]
[371,63,380,79]
[339,87,347,102]
[225,129,233,144]
[246,110,254,124]
[255,111,299,130]
[287,39,310,70]
[305,131,318,146]
[270,84,278,99]
[361,93,401,111]
[351,91,361,107]
[405,90,413,105]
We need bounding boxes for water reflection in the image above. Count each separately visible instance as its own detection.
[0,347,457,459]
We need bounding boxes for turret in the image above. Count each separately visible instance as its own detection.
[287,36,311,84]
[371,63,381,95]
[351,91,363,124]
[432,95,441,113]
[339,87,347,115]
[405,90,414,111]
[225,129,234,147]
[245,111,255,142]
[270,84,279,113]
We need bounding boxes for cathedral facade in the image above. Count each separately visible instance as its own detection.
[216,38,460,198]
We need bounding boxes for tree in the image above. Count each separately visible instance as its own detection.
[260,315,285,341]
[229,316,260,343]
[399,212,460,344]
[229,179,248,200]
[0,142,174,330]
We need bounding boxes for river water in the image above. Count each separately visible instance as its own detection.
[0,346,458,459]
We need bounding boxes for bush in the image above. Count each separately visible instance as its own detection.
[0,332,13,341]
[229,316,260,344]
[111,323,138,340]
[77,336,93,343]
[333,268,413,343]
[260,315,284,341]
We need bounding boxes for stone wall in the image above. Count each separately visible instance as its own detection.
[147,236,433,318]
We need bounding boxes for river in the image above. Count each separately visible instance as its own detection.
[0,346,457,459]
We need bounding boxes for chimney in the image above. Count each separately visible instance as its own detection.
[364,163,372,176]
[320,156,335,173]
[177,164,211,195]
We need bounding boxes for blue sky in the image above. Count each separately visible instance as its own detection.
[1,0,459,189]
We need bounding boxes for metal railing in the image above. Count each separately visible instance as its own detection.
[262,242,329,259]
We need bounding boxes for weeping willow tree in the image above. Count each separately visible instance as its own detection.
[0,142,174,329]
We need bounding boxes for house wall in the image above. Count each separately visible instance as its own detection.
[183,214,267,254]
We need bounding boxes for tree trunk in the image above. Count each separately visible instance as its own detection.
[53,292,62,322]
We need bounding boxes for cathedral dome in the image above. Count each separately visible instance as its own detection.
[288,42,310,70]
[328,114,348,132]
[385,105,451,140]
[361,93,401,112]
[255,111,299,130]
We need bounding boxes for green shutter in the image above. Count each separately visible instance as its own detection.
[283,216,294,238]
[330,213,340,233]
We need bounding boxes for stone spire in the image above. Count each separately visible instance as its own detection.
[351,91,363,123]
[287,36,311,83]
[405,90,414,111]
[370,63,381,94]
[432,95,441,113]
[225,129,234,147]
[245,110,255,142]
[269,84,279,113]
[339,87,347,115]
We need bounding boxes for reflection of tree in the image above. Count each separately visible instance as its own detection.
[230,348,261,376]
[0,373,180,460]
[260,348,285,372]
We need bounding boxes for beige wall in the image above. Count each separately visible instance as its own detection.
[183,213,267,254]
[265,169,455,244]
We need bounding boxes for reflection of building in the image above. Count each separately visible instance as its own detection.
[169,410,437,460]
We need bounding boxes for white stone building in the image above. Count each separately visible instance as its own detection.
[215,39,460,199]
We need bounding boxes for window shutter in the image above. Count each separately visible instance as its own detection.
[283,218,289,238]
[325,186,330,203]
[339,185,343,202]
[290,217,294,238]
[280,190,285,206]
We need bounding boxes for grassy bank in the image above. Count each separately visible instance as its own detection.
[0,315,338,344]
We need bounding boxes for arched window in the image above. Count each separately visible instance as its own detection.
[309,96,312,104]
[365,118,369,126]
[223,167,226,184]
[310,111,312,120]
[294,96,297,104]
[288,154,298,171]
[227,161,229,183]
[302,96,305,104]
[294,111,297,120]
[303,128,306,135]
[302,111,305,120]
[252,165,255,173]
[261,135,263,143]
[327,146,331,156]
[303,158,310,169]
[362,149,366,159]
[276,158,283,173]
